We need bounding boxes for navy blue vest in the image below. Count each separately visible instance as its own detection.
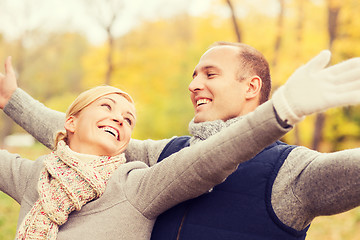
[151,137,310,240]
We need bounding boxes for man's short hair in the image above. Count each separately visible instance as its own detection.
[209,42,271,104]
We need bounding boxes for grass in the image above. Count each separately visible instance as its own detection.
[0,192,19,239]
[307,208,360,240]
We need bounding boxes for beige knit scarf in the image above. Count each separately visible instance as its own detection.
[16,141,126,240]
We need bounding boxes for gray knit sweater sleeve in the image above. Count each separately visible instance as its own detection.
[125,138,172,166]
[126,100,292,218]
[272,146,360,231]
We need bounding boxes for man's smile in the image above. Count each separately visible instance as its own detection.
[196,98,212,106]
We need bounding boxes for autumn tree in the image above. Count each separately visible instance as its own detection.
[292,0,307,146]
[225,0,242,42]
[0,0,48,146]
[312,0,342,150]
[272,0,285,68]
[84,0,125,85]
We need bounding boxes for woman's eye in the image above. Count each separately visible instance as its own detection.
[101,103,111,110]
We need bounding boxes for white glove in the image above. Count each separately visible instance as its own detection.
[272,50,360,125]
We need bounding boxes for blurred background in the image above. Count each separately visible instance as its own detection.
[0,0,360,239]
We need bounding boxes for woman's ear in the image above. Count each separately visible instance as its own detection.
[245,76,262,100]
[64,116,77,133]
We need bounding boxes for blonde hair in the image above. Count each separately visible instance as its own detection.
[54,85,134,148]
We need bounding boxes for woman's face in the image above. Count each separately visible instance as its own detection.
[65,93,136,156]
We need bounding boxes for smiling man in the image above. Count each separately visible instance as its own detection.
[190,44,268,123]
[2,42,360,240]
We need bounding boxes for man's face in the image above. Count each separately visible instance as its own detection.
[189,46,250,123]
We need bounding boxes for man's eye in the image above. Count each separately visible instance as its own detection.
[125,118,132,125]
[207,73,216,78]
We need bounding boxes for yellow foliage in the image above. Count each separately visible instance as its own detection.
[2,0,360,239]
[1,0,360,239]
[77,0,360,147]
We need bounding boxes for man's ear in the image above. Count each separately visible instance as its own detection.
[64,116,77,133]
[245,76,262,100]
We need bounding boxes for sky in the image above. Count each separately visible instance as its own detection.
[0,0,282,45]
[0,0,213,45]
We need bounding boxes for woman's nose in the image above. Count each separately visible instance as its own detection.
[112,114,124,125]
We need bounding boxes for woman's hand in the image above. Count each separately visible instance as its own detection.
[0,56,18,109]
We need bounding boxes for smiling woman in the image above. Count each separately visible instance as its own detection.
[0,83,144,240]
[55,86,136,157]
[0,85,151,240]
[13,85,136,240]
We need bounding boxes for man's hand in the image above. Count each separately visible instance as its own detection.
[0,56,18,109]
[272,50,360,125]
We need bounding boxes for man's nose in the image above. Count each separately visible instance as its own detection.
[189,76,204,93]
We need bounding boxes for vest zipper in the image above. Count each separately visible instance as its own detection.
[176,209,189,240]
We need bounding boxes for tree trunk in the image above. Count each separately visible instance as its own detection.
[293,0,305,146]
[225,0,242,42]
[272,0,285,68]
[312,0,340,150]
[105,26,114,85]
[84,0,123,85]
[0,39,24,146]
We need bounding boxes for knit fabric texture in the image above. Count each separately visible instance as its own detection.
[16,141,126,239]
[188,116,240,145]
